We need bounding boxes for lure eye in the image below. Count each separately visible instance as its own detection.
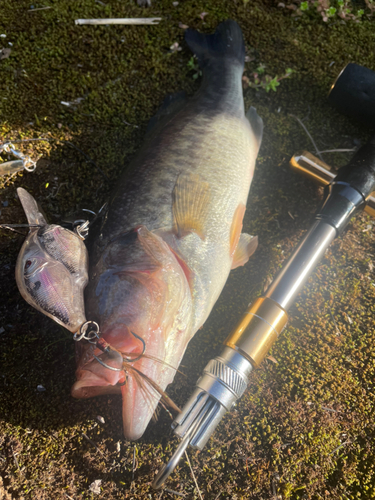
[24,258,38,275]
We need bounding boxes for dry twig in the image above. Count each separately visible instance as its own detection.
[81,433,105,457]
[75,18,161,25]
[185,451,203,500]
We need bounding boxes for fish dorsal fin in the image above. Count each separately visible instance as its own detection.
[172,173,210,240]
[246,106,263,151]
[103,227,163,273]
[231,233,258,269]
[17,187,47,227]
[146,92,187,139]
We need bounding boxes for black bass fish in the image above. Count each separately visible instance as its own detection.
[71,20,263,440]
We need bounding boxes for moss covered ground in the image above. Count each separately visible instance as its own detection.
[1,1,375,498]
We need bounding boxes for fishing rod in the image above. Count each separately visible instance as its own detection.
[153,63,375,489]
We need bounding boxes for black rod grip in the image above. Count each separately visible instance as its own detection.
[329,63,375,127]
[334,138,375,200]
[317,140,375,233]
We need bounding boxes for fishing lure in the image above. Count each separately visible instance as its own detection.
[15,187,88,332]
[0,143,37,176]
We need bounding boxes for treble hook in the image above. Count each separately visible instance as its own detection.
[123,330,146,363]
[74,322,145,374]
[93,354,122,372]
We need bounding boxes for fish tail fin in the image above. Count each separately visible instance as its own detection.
[185,20,245,70]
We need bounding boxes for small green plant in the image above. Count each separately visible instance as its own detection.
[244,66,294,93]
[286,0,373,21]
[187,56,202,80]
[326,5,337,16]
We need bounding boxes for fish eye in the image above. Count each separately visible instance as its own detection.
[25,259,32,270]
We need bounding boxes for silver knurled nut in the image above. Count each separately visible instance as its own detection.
[204,358,248,397]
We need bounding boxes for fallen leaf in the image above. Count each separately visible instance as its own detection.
[245,55,255,62]
[170,42,182,52]
[0,48,11,60]
[266,355,278,364]
[89,480,102,495]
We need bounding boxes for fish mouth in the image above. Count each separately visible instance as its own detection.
[120,361,175,441]
[114,324,180,440]
[71,358,175,440]
[71,325,179,440]
[70,341,125,399]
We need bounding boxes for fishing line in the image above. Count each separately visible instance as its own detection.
[0,223,43,236]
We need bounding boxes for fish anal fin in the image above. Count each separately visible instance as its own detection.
[172,173,210,240]
[229,203,246,258]
[231,234,258,269]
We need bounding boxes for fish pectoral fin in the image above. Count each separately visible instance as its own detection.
[172,173,210,240]
[231,233,258,269]
[17,187,47,226]
[246,106,263,152]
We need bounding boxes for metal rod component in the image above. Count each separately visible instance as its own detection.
[290,151,375,217]
[172,347,253,438]
[290,151,335,185]
[225,297,288,367]
[153,401,208,489]
[265,220,336,310]
[75,18,162,25]
[153,348,253,489]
